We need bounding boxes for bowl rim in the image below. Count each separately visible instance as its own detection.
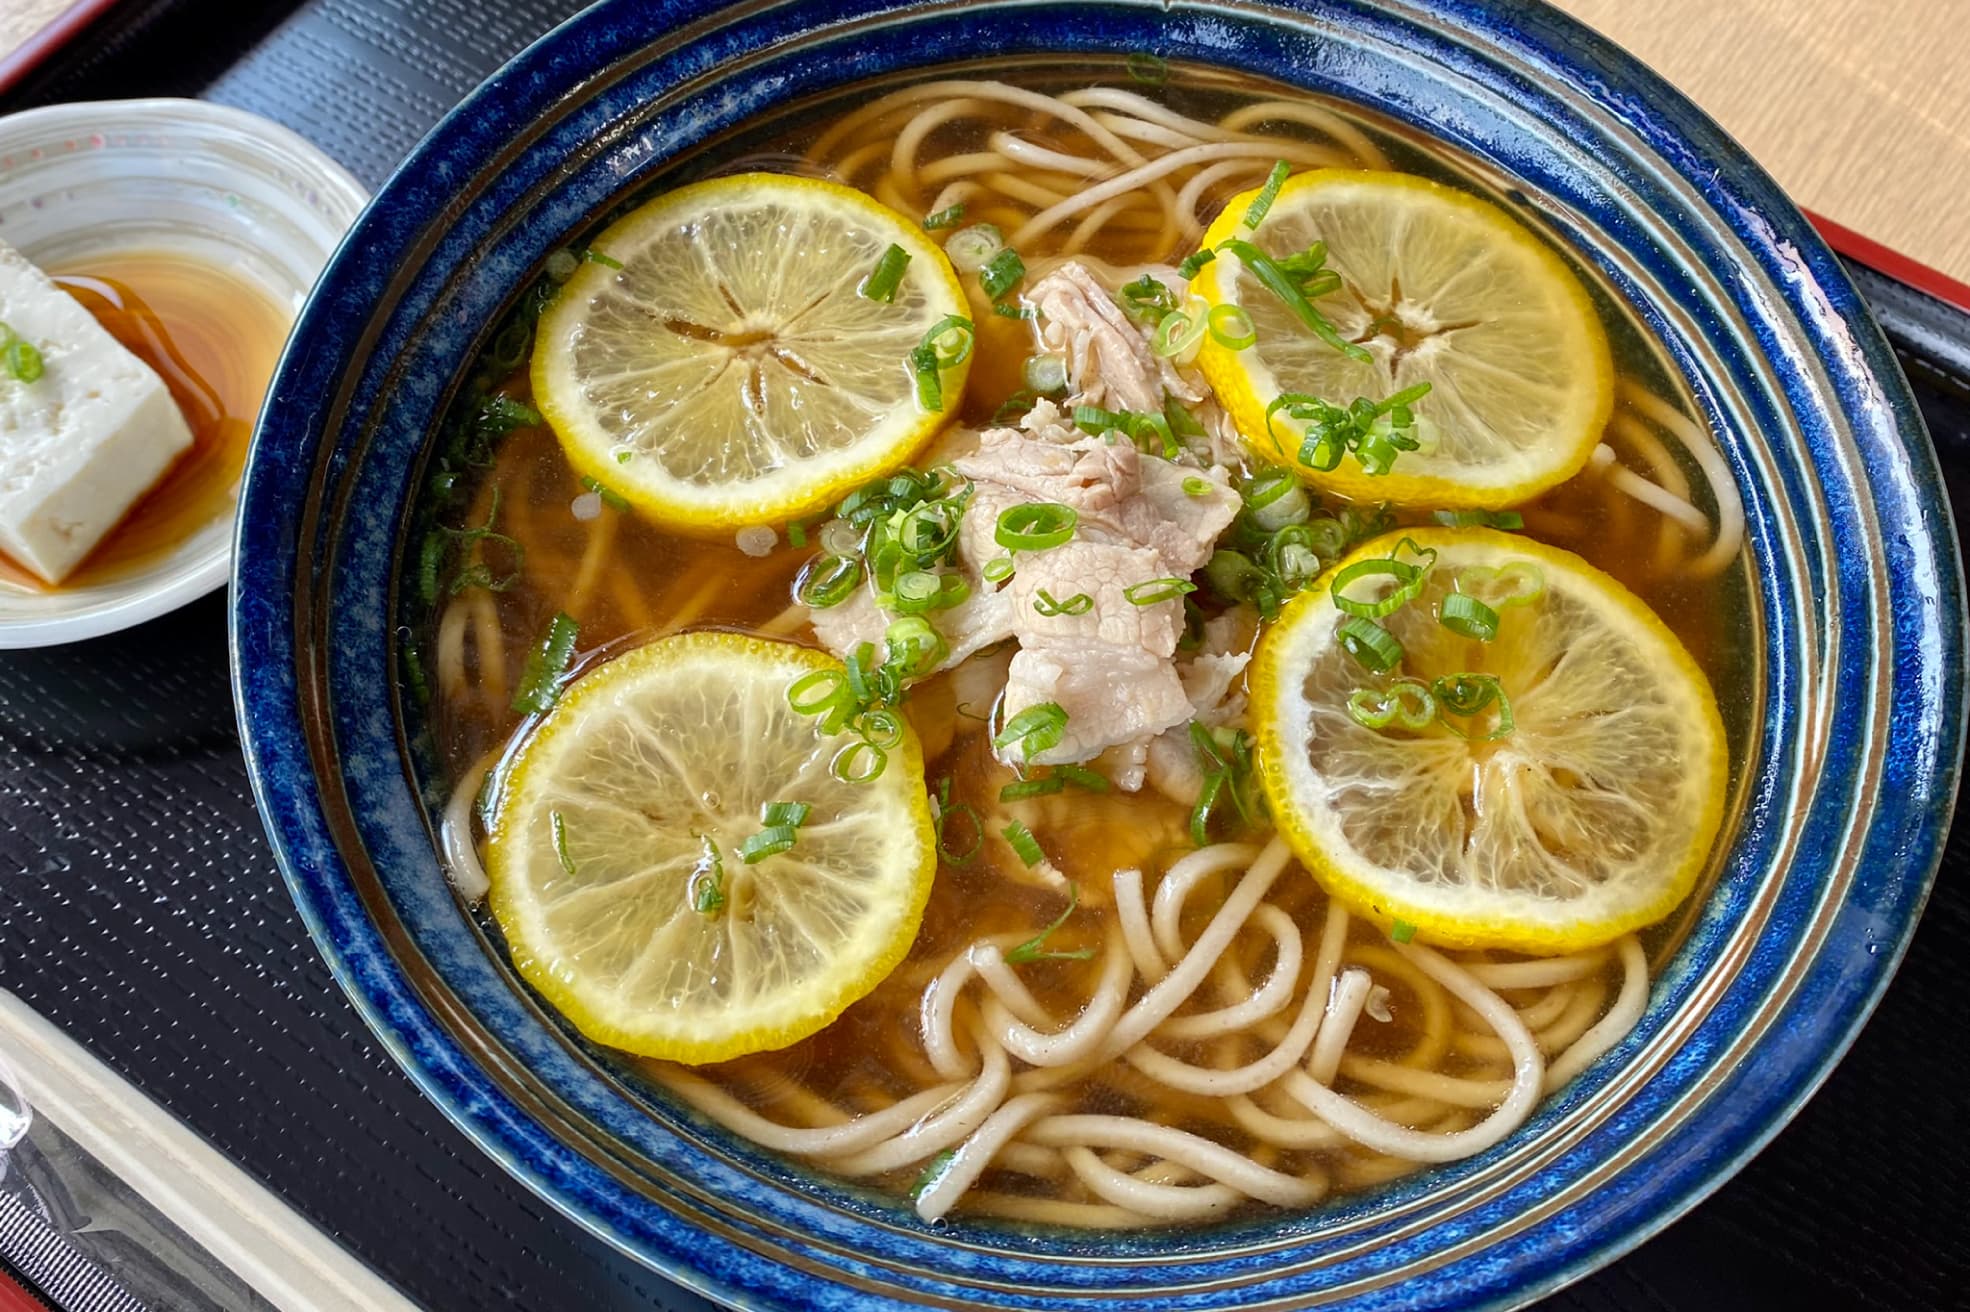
[0,96,366,649]
[230,1,1966,1307]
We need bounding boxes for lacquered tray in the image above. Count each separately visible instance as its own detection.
[1,3,1963,1307]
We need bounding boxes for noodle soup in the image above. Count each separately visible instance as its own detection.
[407,61,1746,1227]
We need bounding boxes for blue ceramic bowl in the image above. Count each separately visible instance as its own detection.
[231,1,1965,1307]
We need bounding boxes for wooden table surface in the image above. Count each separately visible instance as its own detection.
[4,0,1966,283]
[1552,0,1970,287]
[2,1,76,61]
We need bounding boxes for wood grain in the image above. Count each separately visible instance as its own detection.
[0,0,77,63]
[1552,0,1970,283]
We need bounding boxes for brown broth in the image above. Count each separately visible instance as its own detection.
[0,250,288,591]
[414,62,1750,1220]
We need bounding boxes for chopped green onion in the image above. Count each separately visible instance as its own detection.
[1182,476,1212,497]
[0,325,44,384]
[944,224,1004,273]
[910,343,942,410]
[1124,577,1197,606]
[859,243,911,302]
[930,572,973,611]
[922,203,966,230]
[545,249,579,282]
[1121,275,1180,325]
[761,800,811,828]
[1390,536,1439,573]
[1433,508,1524,530]
[1207,303,1257,349]
[691,834,726,915]
[787,521,808,548]
[1203,548,1266,604]
[980,247,1026,301]
[922,314,975,367]
[982,556,1015,583]
[1241,161,1292,230]
[1439,591,1500,641]
[1329,558,1427,620]
[1126,51,1169,86]
[739,825,799,863]
[550,811,577,876]
[796,553,862,608]
[1001,819,1045,868]
[788,668,850,721]
[1005,882,1097,963]
[1000,774,1065,801]
[1023,354,1069,394]
[1265,382,1432,477]
[511,612,579,715]
[1263,524,1325,592]
[1431,673,1515,740]
[1244,468,1310,531]
[993,701,1068,760]
[1072,404,1176,458]
[1070,403,1126,436]
[614,448,633,464]
[1215,237,1371,363]
[1189,771,1225,847]
[832,739,889,783]
[995,502,1078,552]
[858,707,906,750]
[1455,561,1546,610]
[402,643,431,704]
[583,248,624,270]
[993,301,1037,319]
[913,1149,959,1200]
[933,777,984,866]
[1185,723,1262,845]
[890,569,945,614]
[1177,248,1216,279]
[1346,680,1436,731]
[447,561,516,597]
[1056,764,1111,793]
[436,488,527,598]
[478,395,542,432]
[1391,919,1418,944]
[1337,615,1403,672]
[578,475,629,511]
[843,641,879,707]
[991,389,1042,425]
[1033,589,1093,617]
[1165,397,1208,440]
[1151,300,1209,359]
[883,615,948,681]
[1004,765,1110,801]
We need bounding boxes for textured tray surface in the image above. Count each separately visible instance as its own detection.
[1,2,1964,1308]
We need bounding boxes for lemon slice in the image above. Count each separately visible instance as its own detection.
[531,173,970,532]
[1251,527,1726,953]
[1196,170,1613,508]
[487,631,936,1063]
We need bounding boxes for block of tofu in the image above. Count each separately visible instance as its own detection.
[0,238,193,584]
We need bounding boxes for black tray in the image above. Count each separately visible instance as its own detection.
[2,3,1964,1308]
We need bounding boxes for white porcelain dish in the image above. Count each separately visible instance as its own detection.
[0,97,365,648]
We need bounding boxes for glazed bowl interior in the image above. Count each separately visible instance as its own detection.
[232,1,1962,1308]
